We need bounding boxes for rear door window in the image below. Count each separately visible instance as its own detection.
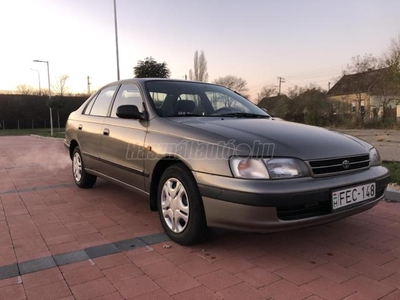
[89,85,118,116]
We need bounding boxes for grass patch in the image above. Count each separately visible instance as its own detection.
[0,128,65,138]
[382,161,400,184]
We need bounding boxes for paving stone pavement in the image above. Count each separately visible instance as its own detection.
[0,135,399,300]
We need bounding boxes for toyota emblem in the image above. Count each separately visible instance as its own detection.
[342,160,350,169]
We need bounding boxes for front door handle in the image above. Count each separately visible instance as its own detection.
[103,128,110,136]
[78,124,83,130]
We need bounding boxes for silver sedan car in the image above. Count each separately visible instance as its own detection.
[64,79,390,245]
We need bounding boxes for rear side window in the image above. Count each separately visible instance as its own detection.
[111,84,144,118]
[89,86,118,116]
[83,94,98,114]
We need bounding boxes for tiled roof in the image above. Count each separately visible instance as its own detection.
[326,68,388,96]
[258,94,290,109]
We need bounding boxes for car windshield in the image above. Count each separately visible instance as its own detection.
[145,80,270,118]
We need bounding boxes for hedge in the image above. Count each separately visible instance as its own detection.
[0,94,87,129]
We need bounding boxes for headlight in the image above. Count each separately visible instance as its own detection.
[230,158,269,179]
[369,148,382,166]
[230,157,310,179]
[264,158,310,179]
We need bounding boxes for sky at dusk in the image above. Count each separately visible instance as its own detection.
[1,0,399,100]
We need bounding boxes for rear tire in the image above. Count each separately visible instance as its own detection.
[157,163,208,245]
[72,147,97,188]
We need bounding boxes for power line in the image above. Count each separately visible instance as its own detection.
[282,64,344,78]
[286,71,342,80]
[250,64,347,96]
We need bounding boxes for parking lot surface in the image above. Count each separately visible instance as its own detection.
[335,129,400,162]
[0,135,399,300]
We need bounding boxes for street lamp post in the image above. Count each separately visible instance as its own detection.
[33,60,53,136]
[113,0,120,80]
[30,68,41,95]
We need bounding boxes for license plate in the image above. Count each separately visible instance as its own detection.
[332,183,376,210]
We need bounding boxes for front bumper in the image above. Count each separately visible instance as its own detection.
[194,166,391,232]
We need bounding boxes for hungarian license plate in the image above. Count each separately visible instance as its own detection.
[332,183,376,210]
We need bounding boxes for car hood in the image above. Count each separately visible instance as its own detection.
[171,118,371,160]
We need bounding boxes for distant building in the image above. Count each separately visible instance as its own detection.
[326,68,400,122]
[258,94,290,115]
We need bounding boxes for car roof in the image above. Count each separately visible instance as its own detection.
[101,78,218,89]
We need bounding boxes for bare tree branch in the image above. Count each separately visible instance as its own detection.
[16,84,35,95]
[52,74,70,96]
[344,54,379,75]
[259,84,277,100]
[213,75,248,93]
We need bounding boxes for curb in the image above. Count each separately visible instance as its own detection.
[385,188,400,202]
[30,134,64,141]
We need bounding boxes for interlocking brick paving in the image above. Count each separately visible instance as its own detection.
[0,135,399,300]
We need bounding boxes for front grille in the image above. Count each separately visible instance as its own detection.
[307,154,370,177]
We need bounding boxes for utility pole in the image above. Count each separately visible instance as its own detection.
[87,76,91,94]
[277,77,285,95]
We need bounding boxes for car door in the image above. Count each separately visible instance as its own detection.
[77,85,118,172]
[100,83,147,192]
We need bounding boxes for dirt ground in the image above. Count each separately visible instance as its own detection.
[333,129,400,161]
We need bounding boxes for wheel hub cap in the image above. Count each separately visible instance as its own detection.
[161,178,189,233]
[73,152,82,182]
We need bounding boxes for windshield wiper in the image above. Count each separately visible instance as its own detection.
[216,112,270,118]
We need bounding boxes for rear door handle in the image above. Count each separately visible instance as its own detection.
[103,128,110,136]
[78,124,83,130]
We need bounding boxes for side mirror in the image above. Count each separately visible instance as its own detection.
[116,105,146,120]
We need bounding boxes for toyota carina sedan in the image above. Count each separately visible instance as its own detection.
[64,78,391,245]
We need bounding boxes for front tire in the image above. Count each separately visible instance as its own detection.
[157,163,208,245]
[72,147,97,188]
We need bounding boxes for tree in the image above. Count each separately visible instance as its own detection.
[382,34,400,93]
[189,50,208,82]
[213,75,248,93]
[134,57,170,78]
[257,84,278,103]
[213,75,249,106]
[49,74,69,132]
[16,84,35,95]
[373,34,400,122]
[52,74,69,96]
[295,89,331,126]
[344,53,379,75]
[383,34,400,70]
[287,85,302,99]
[287,83,323,99]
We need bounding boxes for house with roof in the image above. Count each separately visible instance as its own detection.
[258,94,290,115]
[326,68,400,122]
